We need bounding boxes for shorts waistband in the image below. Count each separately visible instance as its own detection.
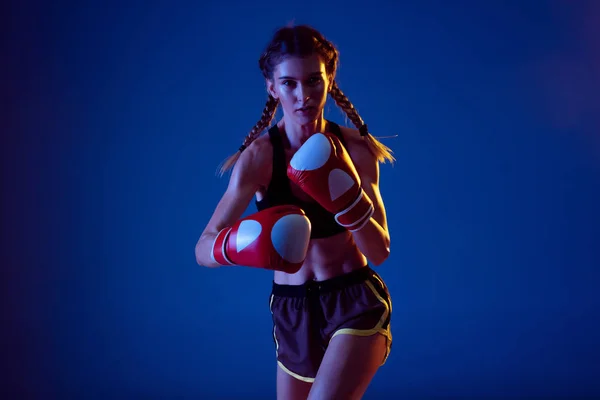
[271,266,374,297]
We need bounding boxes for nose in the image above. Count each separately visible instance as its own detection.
[297,85,310,103]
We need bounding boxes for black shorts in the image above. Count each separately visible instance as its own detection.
[269,266,393,382]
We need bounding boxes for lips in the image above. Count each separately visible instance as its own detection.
[296,106,315,112]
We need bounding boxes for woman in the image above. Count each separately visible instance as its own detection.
[195,24,395,400]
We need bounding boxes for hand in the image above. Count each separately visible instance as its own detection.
[211,205,311,273]
[287,133,374,232]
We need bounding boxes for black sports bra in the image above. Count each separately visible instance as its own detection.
[255,121,348,239]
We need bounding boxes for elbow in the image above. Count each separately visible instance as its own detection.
[195,242,213,268]
[195,238,221,268]
[370,247,390,266]
[370,237,391,266]
[195,243,205,267]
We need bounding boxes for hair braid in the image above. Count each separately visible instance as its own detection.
[216,24,394,177]
[329,80,395,164]
[217,95,279,176]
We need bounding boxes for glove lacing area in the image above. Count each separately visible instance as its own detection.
[334,188,375,232]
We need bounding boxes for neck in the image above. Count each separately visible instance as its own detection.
[280,114,327,150]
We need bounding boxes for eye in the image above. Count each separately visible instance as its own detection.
[282,80,295,87]
[308,77,323,85]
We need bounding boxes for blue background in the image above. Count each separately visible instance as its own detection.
[3,0,600,398]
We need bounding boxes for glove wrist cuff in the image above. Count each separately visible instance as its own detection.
[334,188,374,232]
[210,227,234,266]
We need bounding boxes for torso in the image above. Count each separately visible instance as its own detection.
[252,122,368,284]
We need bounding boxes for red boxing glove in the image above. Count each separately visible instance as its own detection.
[287,133,375,232]
[210,205,311,273]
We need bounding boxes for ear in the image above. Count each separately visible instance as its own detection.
[266,79,278,99]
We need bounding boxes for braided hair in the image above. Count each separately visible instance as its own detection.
[217,24,394,176]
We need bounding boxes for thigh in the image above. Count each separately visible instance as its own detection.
[270,290,325,394]
[322,269,392,339]
[277,363,313,400]
[307,331,388,400]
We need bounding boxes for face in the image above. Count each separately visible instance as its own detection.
[266,54,331,125]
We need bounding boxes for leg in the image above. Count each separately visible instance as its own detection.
[270,285,322,400]
[277,363,313,400]
[307,333,388,400]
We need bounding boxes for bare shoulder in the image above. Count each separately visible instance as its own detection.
[338,125,379,182]
[247,133,273,162]
[229,133,272,189]
[200,133,272,236]
[338,124,362,143]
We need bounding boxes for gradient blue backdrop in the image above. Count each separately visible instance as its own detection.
[4,0,600,398]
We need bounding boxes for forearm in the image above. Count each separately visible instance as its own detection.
[350,217,390,266]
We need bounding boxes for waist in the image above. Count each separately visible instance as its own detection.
[274,230,366,283]
[273,254,367,285]
[272,265,374,297]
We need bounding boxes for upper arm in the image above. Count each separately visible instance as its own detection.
[201,141,270,237]
[342,129,389,235]
[357,150,389,235]
[360,156,388,232]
